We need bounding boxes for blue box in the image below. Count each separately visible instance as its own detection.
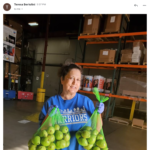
[3,90,16,100]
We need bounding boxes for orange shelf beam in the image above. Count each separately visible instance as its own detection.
[78,90,110,97]
[111,95,147,102]
[78,90,147,102]
[76,63,115,68]
[117,64,147,69]
[83,66,146,72]
[78,32,147,40]
[76,63,147,69]
[83,66,114,70]
[86,40,147,45]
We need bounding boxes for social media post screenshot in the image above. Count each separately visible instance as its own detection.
[1,1,148,150]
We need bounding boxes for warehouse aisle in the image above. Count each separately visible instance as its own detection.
[4,100,146,150]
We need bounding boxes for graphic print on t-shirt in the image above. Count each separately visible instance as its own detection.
[59,106,88,125]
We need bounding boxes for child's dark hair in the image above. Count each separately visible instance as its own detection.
[58,62,82,80]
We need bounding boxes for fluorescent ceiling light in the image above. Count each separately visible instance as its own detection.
[28,22,38,26]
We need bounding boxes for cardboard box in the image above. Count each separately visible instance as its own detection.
[132,118,144,127]
[132,53,141,59]
[143,49,147,63]
[14,47,21,63]
[143,54,146,63]
[133,49,142,55]
[5,62,19,77]
[83,15,101,34]
[133,41,145,52]
[121,53,132,62]
[99,49,116,62]
[104,15,127,33]
[121,49,133,54]
[9,19,22,41]
[132,58,141,63]
[5,62,9,77]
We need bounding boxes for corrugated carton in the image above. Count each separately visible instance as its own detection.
[99,49,116,62]
[83,15,101,34]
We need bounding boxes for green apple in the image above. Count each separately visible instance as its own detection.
[29,145,37,150]
[39,130,48,137]
[56,140,66,149]
[60,126,69,133]
[78,137,88,146]
[31,136,40,145]
[63,133,71,141]
[54,124,60,130]
[41,137,51,146]
[96,140,107,148]
[47,134,55,142]
[76,131,82,139]
[91,129,99,136]
[83,126,92,131]
[83,144,93,150]
[81,130,91,138]
[36,146,46,150]
[47,126,55,134]
[87,135,96,144]
[66,141,70,147]
[55,130,63,140]
[92,146,100,150]
[47,142,56,150]
[96,134,104,140]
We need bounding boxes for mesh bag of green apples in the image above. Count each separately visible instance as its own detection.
[28,107,71,150]
[76,88,109,150]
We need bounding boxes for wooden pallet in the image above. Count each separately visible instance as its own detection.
[109,117,130,125]
[143,62,147,65]
[96,61,114,64]
[101,31,120,35]
[119,61,140,65]
[80,32,97,36]
[143,123,147,130]
[132,124,147,130]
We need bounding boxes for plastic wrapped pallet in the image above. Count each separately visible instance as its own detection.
[117,72,146,97]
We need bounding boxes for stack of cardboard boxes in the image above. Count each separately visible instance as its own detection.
[82,14,129,35]
[120,41,145,64]
[132,41,145,64]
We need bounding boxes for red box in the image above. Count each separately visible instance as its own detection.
[18,91,34,100]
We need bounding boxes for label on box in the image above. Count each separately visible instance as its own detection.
[87,19,92,25]
[110,16,116,23]
[103,51,108,55]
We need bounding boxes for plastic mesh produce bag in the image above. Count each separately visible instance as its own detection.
[76,88,109,150]
[28,107,71,150]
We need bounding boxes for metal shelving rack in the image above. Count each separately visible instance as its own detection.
[21,43,35,92]
[3,28,23,92]
[75,15,147,121]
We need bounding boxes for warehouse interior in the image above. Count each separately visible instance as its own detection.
[3,14,147,150]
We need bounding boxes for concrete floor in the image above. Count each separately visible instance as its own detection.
[4,100,147,150]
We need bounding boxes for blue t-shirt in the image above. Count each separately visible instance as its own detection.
[39,93,95,150]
